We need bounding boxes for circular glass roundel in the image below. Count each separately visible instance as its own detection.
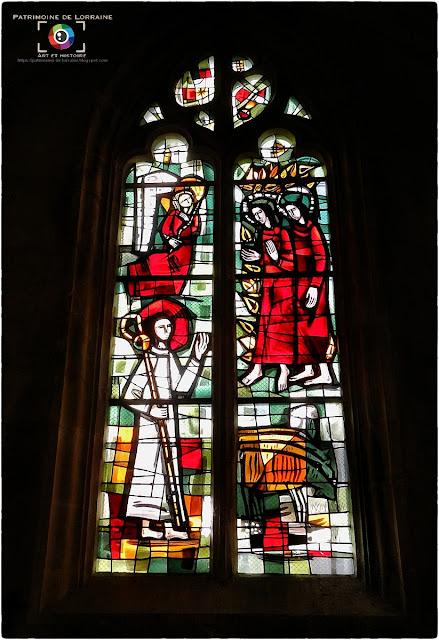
[48,24,75,50]
[151,134,189,165]
[259,130,296,163]
[232,56,254,72]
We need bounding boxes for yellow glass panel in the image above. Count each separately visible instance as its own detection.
[112,465,127,483]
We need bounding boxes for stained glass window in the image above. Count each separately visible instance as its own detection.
[96,135,214,574]
[96,54,355,578]
[234,134,354,575]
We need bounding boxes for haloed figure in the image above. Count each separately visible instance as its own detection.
[161,189,200,261]
[278,191,333,386]
[240,198,295,392]
[122,301,209,540]
[128,186,202,298]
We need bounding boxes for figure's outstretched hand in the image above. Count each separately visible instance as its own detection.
[265,239,279,262]
[305,286,318,308]
[150,405,168,419]
[168,237,182,249]
[194,332,210,361]
[241,248,261,262]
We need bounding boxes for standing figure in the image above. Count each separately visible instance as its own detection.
[128,186,202,298]
[121,300,210,540]
[240,198,295,392]
[278,191,334,385]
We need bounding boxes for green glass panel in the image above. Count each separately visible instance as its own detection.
[135,545,151,560]
[190,473,211,495]
[120,407,134,426]
[201,446,211,470]
[96,530,111,559]
[264,560,284,574]
[124,189,134,205]
[196,559,210,573]
[102,463,113,483]
[108,406,119,424]
[198,545,210,559]
[134,559,150,573]
[168,558,195,574]
[148,558,167,573]
[204,165,215,182]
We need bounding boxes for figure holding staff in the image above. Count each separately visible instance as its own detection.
[127,180,205,298]
[121,300,210,540]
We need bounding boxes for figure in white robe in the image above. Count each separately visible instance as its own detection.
[123,315,209,540]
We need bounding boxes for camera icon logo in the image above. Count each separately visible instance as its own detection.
[48,24,75,50]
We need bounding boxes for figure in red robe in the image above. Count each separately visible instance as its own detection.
[278,190,334,386]
[127,188,201,298]
[240,198,296,392]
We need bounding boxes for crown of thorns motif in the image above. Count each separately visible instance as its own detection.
[238,161,318,197]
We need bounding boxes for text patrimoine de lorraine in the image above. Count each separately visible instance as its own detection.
[13,15,113,20]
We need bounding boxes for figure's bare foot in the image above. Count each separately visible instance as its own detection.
[242,364,263,386]
[304,363,332,386]
[164,524,189,540]
[277,364,290,392]
[304,373,332,386]
[141,520,164,539]
[289,365,314,382]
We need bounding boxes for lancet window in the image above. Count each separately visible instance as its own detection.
[95,54,355,576]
